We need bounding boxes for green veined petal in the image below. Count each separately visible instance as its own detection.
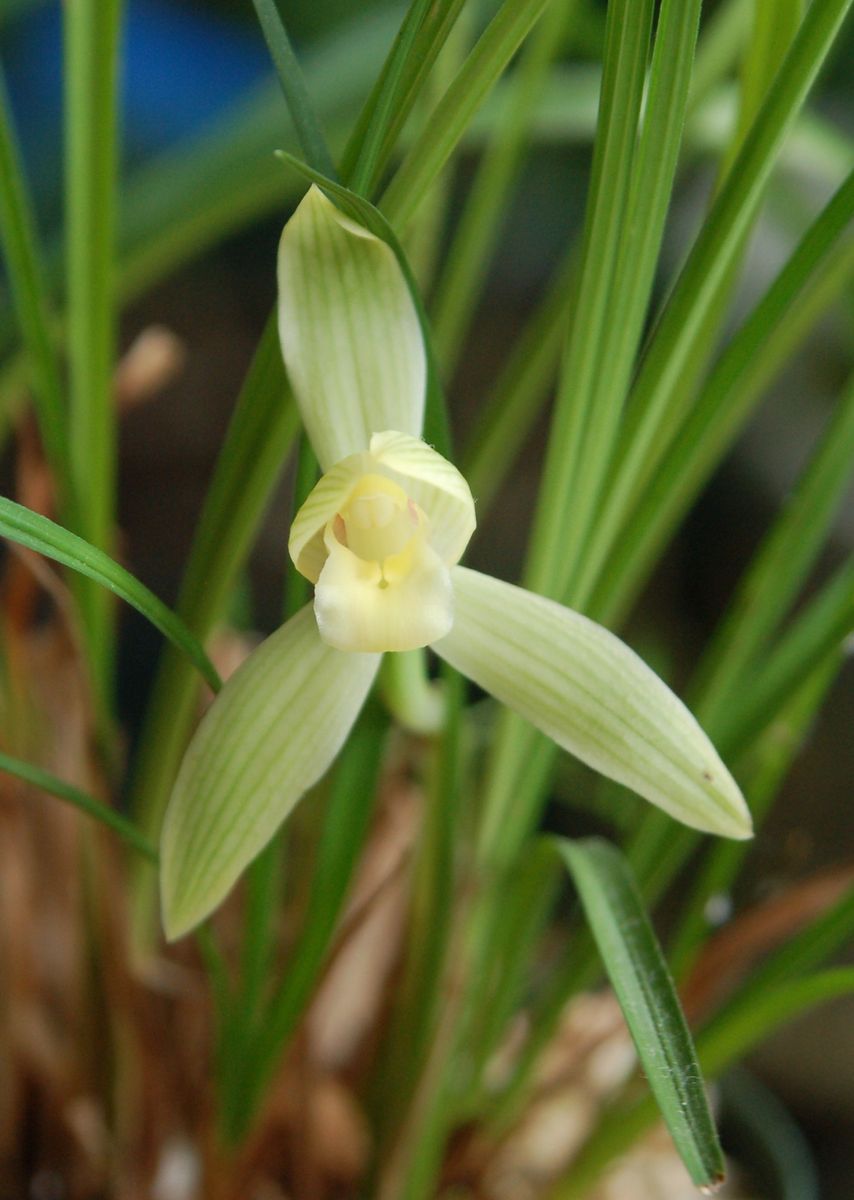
[370,430,476,564]
[433,567,752,840]
[161,603,381,938]
[277,186,426,469]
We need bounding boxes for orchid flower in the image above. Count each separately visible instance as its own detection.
[160,186,751,939]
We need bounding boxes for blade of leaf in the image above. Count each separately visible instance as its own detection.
[591,165,854,628]
[63,0,123,697]
[0,750,157,861]
[380,0,554,229]
[0,496,221,692]
[554,968,854,1199]
[578,0,854,609]
[344,0,437,195]
[0,61,71,517]
[561,0,705,608]
[476,0,656,870]
[554,837,725,1190]
[691,367,854,723]
[718,557,854,760]
[249,0,337,178]
[341,0,467,195]
[431,0,575,375]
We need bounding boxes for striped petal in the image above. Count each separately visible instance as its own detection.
[370,430,476,565]
[289,450,369,583]
[278,186,426,470]
[433,568,752,841]
[161,604,381,938]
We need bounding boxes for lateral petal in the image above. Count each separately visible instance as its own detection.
[288,450,368,583]
[278,187,426,470]
[161,604,381,938]
[433,568,752,840]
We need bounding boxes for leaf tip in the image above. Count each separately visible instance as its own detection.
[698,1170,727,1195]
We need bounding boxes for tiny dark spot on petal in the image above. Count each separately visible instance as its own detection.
[702,769,714,782]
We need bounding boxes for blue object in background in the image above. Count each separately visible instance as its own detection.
[2,0,270,225]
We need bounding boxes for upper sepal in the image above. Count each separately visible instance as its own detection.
[277,186,426,469]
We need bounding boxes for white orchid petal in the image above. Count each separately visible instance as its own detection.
[315,528,453,653]
[433,568,752,840]
[161,604,381,938]
[289,451,369,582]
[370,430,476,564]
[278,187,425,469]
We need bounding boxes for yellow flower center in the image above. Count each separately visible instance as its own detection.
[332,474,424,589]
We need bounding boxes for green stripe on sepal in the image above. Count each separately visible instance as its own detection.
[434,567,752,840]
[160,603,381,939]
[277,182,426,470]
[554,836,725,1192]
[275,151,452,457]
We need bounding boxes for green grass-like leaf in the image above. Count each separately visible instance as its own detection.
[581,0,854,610]
[0,750,157,861]
[478,0,655,872]
[555,837,725,1191]
[558,967,854,1198]
[0,496,221,692]
[693,365,854,723]
[63,0,123,697]
[431,0,574,375]
[0,62,71,517]
[380,0,553,229]
[249,0,337,178]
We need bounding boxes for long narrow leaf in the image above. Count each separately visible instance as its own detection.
[478,0,655,873]
[431,0,574,374]
[719,558,854,759]
[345,0,437,195]
[590,166,854,624]
[341,0,466,194]
[692,369,854,721]
[0,62,70,514]
[0,750,157,861]
[63,0,123,694]
[380,0,553,229]
[562,0,703,608]
[249,0,337,178]
[555,837,725,1190]
[556,968,854,1199]
[582,0,854,609]
[0,496,221,692]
